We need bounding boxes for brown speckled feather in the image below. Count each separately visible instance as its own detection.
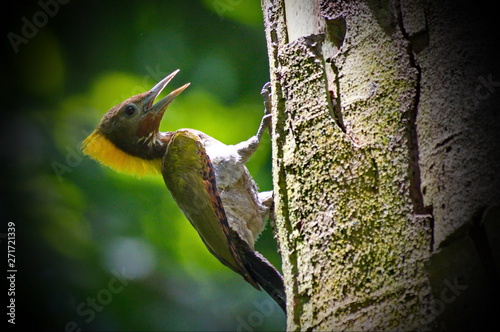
[197,144,260,288]
[162,129,259,289]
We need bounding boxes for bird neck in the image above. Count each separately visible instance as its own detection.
[82,130,173,177]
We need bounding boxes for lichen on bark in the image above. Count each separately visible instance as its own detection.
[263,0,500,330]
[264,0,433,330]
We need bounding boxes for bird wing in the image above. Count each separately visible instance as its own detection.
[162,129,286,312]
[162,129,259,288]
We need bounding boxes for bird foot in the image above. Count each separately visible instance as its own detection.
[258,82,273,139]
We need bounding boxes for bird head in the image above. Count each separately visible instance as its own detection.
[82,69,190,176]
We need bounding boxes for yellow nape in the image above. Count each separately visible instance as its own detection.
[82,131,162,177]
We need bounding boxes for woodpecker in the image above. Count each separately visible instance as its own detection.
[82,70,285,312]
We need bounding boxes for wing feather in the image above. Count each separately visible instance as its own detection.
[162,130,258,288]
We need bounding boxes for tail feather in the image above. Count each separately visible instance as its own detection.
[243,248,287,313]
[229,227,286,313]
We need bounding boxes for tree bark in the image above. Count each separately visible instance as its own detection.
[262,0,500,330]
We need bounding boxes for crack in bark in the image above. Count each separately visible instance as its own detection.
[394,0,423,211]
[394,0,434,250]
[321,14,347,133]
[327,60,347,133]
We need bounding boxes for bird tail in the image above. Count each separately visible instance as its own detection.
[243,248,287,313]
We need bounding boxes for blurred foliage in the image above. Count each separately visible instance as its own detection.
[4,0,285,331]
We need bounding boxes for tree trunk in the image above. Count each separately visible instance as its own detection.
[261,0,500,330]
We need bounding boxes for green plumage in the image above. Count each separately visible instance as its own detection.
[162,130,257,287]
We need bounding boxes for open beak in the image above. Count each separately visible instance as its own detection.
[144,69,190,117]
[136,69,189,137]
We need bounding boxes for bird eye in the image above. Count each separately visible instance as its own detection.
[124,104,137,116]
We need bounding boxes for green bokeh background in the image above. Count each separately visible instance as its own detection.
[4,1,285,330]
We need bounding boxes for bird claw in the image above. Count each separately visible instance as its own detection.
[259,82,273,138]
[261,82,272,116]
